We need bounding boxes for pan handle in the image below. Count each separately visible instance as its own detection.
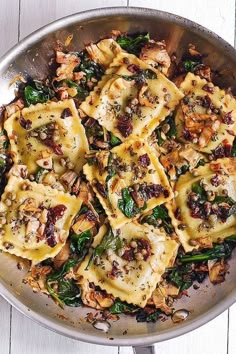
[132,346,156,354]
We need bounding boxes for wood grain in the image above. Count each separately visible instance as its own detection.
[120,311,228,354]
[0,1,235,354]
[229,303,236,354]
[11,307,118,354]
[129,0,235,45]
[0,297,11,354]
[19,0,127,40]
[0,0,19,57]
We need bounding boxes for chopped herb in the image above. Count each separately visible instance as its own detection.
[109,300,138,314]
[77,50,104,81]
[116,33,150,55]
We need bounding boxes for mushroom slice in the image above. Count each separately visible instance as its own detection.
[140,40,171,75]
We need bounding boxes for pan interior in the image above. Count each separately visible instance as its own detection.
[0,7,235,346]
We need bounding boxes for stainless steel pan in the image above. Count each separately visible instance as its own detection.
[0,7,235,354]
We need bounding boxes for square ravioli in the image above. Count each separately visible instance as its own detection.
[4,99,89,175]
[80,52,183,141]
[77,222,178,307]
[176,72,236,154]
[0,175,82,262]
[167,158,236,252]
[83,137,173,229]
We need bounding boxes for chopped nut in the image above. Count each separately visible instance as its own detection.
[206,190,215,201]
[39,132,47,140]
[135,252,144,261]
[189,239,198,246]
[0,217,7,225]
[130,240,138,248]
[5,199,12,206]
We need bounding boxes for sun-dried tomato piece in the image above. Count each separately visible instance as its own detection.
[138,153,151,167]
[19,114,32,130]
[117,115,133,138]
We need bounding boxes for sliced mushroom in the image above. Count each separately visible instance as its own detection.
[55,51,80,81]
[53,242,70,269]
[140,40,171,75]
[72,213,96,235]
[208,259,229,284]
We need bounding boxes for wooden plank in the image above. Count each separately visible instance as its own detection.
[0,0,19,352]
[20,0,127,40]
[11,307,118,354]
[120,311,228,354]
[129,0,235,45]
[0,297,11,354]
[0,0,19,57]
[229,303,236,354]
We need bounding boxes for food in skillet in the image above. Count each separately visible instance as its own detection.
[0,32,235,324]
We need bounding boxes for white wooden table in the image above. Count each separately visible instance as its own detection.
[0,1,235,353]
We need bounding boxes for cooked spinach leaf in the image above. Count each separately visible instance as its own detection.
[182,60,200,73]
[232,138,236,157]
[110,133,121,147]
[77,50,104,81]
[70,229,92,255]
[65,80,89,101]
[24,81,54,106]
[179,236,236,263]
[35,167,47,183]
[155,115,176,146]
[121,68,157,82]
[46,260,81,307]
[167,263,198,291]
[116,33,150,55]
[86,228,123,269]
[109,301,138,314]
[140,205,173,234]
[118,188,146,218]
[136,308,162,323]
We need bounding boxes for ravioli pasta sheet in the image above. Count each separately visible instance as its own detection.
[77,223,178,307]
[176,73,236,153]
[0,176,82,262]
[4,99,89,175]
[80,52,183,140]
[83,137,173,229]
[168,158,236,252]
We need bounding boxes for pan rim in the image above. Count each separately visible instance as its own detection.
[0,5,235,346]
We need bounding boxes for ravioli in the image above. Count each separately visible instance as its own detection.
[77,222,178,307]
[80,52,183,141]
[86,38,123,68]
[176,73,236,153]
[83,137,173,229]
[4,99,89,175]
[168,158,236,252]
[0,176,82,262]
